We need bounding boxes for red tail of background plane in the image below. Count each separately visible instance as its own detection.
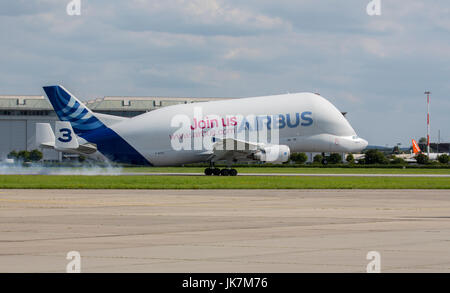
[412,139,422,154]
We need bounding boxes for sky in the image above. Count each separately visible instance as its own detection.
[0,0,449,146]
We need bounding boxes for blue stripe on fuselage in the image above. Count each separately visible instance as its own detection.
[80,127,152,166]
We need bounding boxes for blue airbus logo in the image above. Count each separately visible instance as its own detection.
[238,112,313,132]
[276,112,313,129]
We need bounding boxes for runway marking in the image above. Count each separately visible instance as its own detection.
[0,198,250,208]
[0,198,195,207]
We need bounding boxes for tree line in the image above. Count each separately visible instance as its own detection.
[290,150,449,165]
[7,149,43,162]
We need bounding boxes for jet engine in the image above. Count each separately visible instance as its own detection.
[253,145,290,163]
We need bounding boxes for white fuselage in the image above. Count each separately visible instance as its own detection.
[421,153,449,160]
[100,92,368,166]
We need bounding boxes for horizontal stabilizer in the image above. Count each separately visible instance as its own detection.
[36,122,98,154]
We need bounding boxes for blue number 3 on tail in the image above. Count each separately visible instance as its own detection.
[58,128,72,142]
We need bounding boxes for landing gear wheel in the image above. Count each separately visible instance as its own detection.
[220,169,230,176]
[204,168,213,176]
[213,168,221,176]
[229,169,238,176]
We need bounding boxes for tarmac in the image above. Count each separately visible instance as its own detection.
[1,189,450,272]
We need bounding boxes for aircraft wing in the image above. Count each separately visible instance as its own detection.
[205,137,290,164]
[205,138,257,162]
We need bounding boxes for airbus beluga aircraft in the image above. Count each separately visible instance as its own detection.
[37,85,368,176]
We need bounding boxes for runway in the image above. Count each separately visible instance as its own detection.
[1,189,450,272]
[5,170,448,177]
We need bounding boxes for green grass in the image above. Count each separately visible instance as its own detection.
[0,175,448,189]
[122,166,450,175]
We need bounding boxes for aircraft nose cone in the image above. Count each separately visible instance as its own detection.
[360,138,368,149]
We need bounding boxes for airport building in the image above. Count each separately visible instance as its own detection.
[418,142,450,154]
[0,95,230,160]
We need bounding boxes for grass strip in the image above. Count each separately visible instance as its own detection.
[0,175,448,189]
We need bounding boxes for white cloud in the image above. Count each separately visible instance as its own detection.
[360,38,386,57]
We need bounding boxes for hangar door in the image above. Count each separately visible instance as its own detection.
[0,120,26,159]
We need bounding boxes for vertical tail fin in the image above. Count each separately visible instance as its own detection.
[412,139,422,154]
[43,85,106,136]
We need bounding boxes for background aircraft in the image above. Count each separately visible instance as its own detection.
[412,139,449,160]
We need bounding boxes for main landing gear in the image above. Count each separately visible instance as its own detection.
[204,167,238,176]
